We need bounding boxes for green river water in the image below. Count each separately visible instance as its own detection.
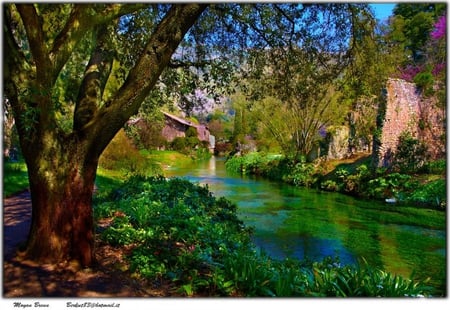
[163,156,447,294]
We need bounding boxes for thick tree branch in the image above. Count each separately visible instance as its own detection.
[15,4,51,83]
[50,3,148,83]
[86,3,208,156]
[74,25,113,131]
[3,6,27,70]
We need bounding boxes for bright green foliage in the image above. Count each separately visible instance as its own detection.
[423,159,446,175]
[169,136,211,160]
[3,160,29,197]
[413,70,435,95]
[225,152,446,209]
[367,173,415,200]
[95,175,435,296]
[288,158,321,188]
[309,258,433,297]
[391,3,446,62]
[225,152,268,174]
[409,179,446,209]
[96,175,253,295]
[335,164,372,194]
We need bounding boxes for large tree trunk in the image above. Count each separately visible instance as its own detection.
[22,136,99,267]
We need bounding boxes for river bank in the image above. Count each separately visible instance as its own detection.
[224,152,446,210]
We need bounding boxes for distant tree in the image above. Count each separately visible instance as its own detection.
[242,45,351,159]
[390,3,446,63]
[340,6,404,153]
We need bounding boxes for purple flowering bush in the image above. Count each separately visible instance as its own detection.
[399,65,423,82]
[431,14,446,40]
[398,13,446,86]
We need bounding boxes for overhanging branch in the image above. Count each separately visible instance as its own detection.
[15,4,51,83]
[83,3,208,156]
[50,4,148,84]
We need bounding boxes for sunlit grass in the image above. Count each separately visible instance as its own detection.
[2,160,125,198]
[95,166,125,195]
[3,160,29,197]
[143,150,194,168]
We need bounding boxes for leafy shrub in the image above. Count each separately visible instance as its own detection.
[393,132,429,173]
[171,137,187,152]
[414,71,434,95]
[423,159,446,175]
[335,164,371,195]
[225,155,245,173]
[320,180,338,191]
[225,152,268,175]
[367,173,415,200]
[288,158,318,188]
[309,258,433,297]
[101,215,146,246]
[99,129,161,176]
[97,175,253,295]
[226,153,320,187]
[169,131,211,160]
[408,179,446,208]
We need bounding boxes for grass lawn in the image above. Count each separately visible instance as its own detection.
[141,149,194,168]
[3,161,29,197]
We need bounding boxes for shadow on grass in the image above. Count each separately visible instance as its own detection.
[322,154,373,181]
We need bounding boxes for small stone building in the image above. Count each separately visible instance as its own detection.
[161,111,215,152]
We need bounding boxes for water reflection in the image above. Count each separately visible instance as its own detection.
[164,156,446,293]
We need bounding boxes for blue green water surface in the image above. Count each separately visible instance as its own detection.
[164,157,447,293]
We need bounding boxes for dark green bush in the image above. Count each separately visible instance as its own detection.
[413,71,434,96]
[393,132,429,173]
[423,159,446,175]
[171,137,188,152]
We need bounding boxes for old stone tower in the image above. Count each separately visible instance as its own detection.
[374,78,445,168]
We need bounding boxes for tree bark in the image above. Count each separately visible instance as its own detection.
[22,134,98,266]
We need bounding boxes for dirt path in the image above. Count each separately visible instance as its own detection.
[3,191,31,262]
[2,191,173,297]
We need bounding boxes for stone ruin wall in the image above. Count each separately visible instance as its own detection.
[376,78,445,167]
[326,126,350,160]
